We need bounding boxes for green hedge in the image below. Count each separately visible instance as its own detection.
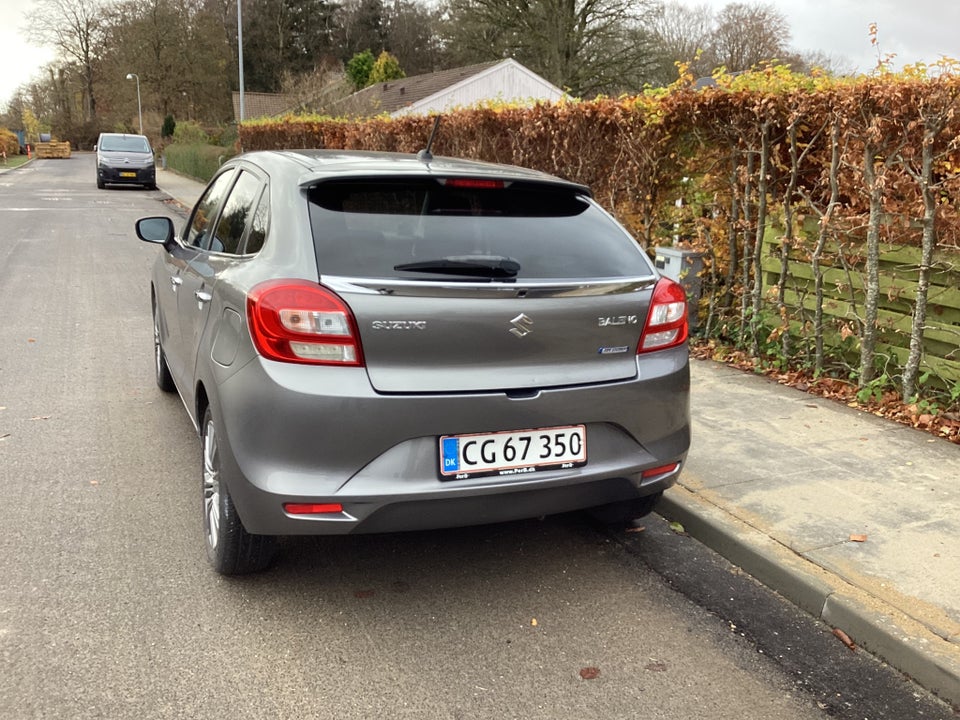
[163,143,234,182]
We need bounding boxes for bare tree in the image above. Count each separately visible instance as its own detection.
[28,0,107,122]
[279,61,351,114]
[708,2,791,72]
[440,0,659,96]
[647,1,714,84]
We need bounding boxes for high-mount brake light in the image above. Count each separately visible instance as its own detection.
[247,280,364,366]
[442,178,505,190]
[637,277,689,353]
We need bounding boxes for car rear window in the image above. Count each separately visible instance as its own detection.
[307,178,652,280]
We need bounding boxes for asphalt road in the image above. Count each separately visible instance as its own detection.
[0,155,952,720]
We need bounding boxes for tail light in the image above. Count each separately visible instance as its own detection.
[638,277,689,354]
[247,279,364,366]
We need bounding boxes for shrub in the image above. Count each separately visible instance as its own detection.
[164,143,234,182]
[162,115,176,139]
[173,120,209,145]
[0,128,19,156]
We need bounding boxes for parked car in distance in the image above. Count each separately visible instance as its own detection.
[96,132,155,190]
[136,148,691,575]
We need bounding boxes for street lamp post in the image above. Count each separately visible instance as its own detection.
[126,73,142,134]
[237,2,245,122]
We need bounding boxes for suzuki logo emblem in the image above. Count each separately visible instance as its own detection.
[509,313,534,338]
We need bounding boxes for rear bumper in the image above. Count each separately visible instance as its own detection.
[211,346,690,535]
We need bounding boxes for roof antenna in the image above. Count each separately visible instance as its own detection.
[417,115,442,163]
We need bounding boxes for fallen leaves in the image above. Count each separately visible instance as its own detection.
[579,667,601,680]
[668,521,687,535]
[849,533,868,543]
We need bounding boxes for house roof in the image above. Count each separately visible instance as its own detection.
[232,91,295,121]
[331,61,503,117]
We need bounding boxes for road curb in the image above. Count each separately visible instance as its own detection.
[657,486,960,709]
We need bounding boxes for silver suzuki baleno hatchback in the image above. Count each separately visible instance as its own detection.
[137,149,691,575]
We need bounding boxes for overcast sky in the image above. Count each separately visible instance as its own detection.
[681,0,960,74]
[2,0,960,111]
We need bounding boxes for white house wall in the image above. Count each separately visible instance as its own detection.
[392,61,564,117]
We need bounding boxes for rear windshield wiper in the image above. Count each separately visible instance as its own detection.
[394,256,521,278]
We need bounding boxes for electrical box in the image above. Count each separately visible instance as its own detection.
[654,247,705,329]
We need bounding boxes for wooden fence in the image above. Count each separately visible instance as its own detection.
[760,231,960,384]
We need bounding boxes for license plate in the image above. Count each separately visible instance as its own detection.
[120,171,137,178]
[439,425,586,479]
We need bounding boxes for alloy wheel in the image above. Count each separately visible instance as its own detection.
[202,418,221,552]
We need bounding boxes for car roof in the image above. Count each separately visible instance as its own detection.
[232,149,592,196]
[99,132,149,140]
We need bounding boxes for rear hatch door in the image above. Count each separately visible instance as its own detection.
[308,177,658,393]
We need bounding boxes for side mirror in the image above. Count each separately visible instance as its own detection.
[136,216,175,245]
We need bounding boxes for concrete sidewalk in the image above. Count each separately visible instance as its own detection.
[661,361,960,708]
[156,167,205,210]
[156,167,960,708]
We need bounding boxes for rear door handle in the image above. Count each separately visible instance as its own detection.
[195,290,212,304]
[170,276,183,292]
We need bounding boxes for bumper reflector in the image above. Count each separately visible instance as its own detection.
[641,463,680,479]
[283,502,344,515]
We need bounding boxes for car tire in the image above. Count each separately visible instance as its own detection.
[97,177,105,189]
[201,407,277,575]
[588,491,663,526]
[153,303,176,393]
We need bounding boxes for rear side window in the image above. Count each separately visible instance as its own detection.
[211,171,263,255]
[243,191,269,254]
[307,178,651,280]
[185,170,236,249]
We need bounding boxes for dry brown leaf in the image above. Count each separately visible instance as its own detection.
[833,628,857,651]
[849,534,868,543]
[579,667,600,680]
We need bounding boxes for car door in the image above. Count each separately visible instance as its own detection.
[175,168,238,407]
[153,232,197,392]
[178,168,267,409]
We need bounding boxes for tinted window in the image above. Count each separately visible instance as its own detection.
[186,170,236,249]
[243,189,269,254]
[307,179,652,280]
[210,171,262,255]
